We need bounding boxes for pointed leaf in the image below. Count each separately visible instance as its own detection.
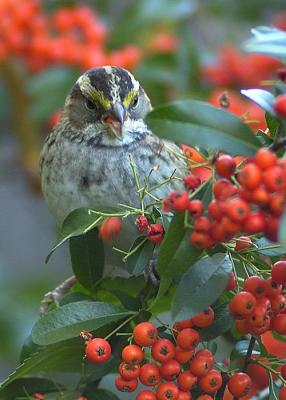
[146,100,260,156]
[241,89,276,115]
[70,228,104,292]
[244,26,286,59]
[0,378,64,399]
[46,208,103,262]
[0,338,85,389]
[88,389,120,400]
[172,253,232,320]
[126,236,154,275]
[32,301,130,345]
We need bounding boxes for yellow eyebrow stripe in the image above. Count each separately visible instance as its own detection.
[123,89,137,108]
[89,89,111,110]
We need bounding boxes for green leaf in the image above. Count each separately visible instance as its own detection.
[0,338,85,389]
[46,208,103,262]
[241,89,276,115]
[172,253,232,320]
[244,26,286,59]
[126,236,154,276]
[200,303,234,341]
[146,100,260,156]
[110,290,141,311]
[255,237,286,256]
[32,301,130,345]
[279,211,286,246]
[266,113,280,138]
[70,228,104,292]
[157,233,202,301]
[85,356,119,382]
[157,212,186,296]
[0,377,64,399]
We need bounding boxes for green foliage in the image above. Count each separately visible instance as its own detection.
[241,89,276,115]
[0,377,64,400]
[126,236,154,275]
[200,303,234,341]
[146,100,260,156]
[172,253,232,320]
[70,228,105,292]
[32,301,130,345]
[244,26,286,59]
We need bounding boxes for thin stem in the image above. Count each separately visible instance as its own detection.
[122,237,148,262]
[104,312,138,341]
[243,336,256,372]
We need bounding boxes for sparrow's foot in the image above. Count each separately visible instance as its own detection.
[144,259,160,286]
[40,275,77,316]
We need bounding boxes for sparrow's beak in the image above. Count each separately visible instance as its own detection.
[102,102,127,139]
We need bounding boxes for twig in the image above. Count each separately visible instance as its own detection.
[242,336,256,372]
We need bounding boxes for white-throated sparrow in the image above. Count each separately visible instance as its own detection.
[40,66,186,228]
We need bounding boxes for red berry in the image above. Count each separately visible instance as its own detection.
[280,386,286,400]
[176,328,200,350]
[177,370,197,391]
[255,148,277,170]
[263,166,286,192]
[235,236,252,251]
[195,349,215,366]
[246,305,267,327]
[99,217,121,241]
[243,276,266,298]
[156,382,179,400]
[226,198,250,223]
[213,179,238,200]
[85,338,111,363]
[139,363,161,386]
[229,291,257,318]
[246,360,269,390]
[196,396,213,400]
[265,277,282,298]
[173,318,193,333]
[115,375,138,392]
[136,390,157,400]
[215,154,236,178]
[169,192,190,212]
[190,231,213,249]
[208,200,223,221]
[174,346,194,364]
[119,362,140,380]
[136,215,149,232]
[151,338,175,363]
[269,194,286,216]
[147,224,165,244]
[225,272,236,291]
[281,364,286,380]
[133,322,158,347]
[122,344,144,364]
[274,94,286,117]
[188,200,204,218]
[272,260,286,285]
[272,313,286,334]
[243,211,265,234]
[189,355,212,377]
[32,395,45,400]
[159,359,181,381]
[177,391,191,400]
[227,372,252,397]
[251,186,270,206]
[271,294,286,314]
[183,174,201,191]
[194,216,212,232]
[192,307,214,328]
[198,369,223,393]
[238,163,262,189]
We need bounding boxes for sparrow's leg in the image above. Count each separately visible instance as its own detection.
[40,275,77,316]
[144,259,160,286]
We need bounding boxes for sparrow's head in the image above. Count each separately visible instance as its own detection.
[64,66,152,139]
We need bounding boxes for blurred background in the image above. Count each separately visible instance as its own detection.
[0,0,286,382]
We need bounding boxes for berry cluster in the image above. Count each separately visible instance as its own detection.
[165,147,286,249]
[0,0,142,72]
[114,319,225,400]
[99,216,165,244]
[230,260,286,336]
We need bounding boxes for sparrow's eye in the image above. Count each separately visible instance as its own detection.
[85,99,97,110]
[131,94,139,108]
